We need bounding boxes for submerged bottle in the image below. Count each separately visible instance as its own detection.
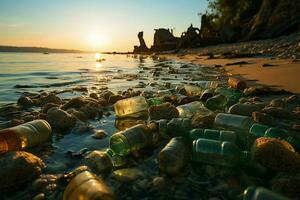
[158,137,190,174]
[114,96,148,118]
[243,186,289,200]
[0,119,52,154]
[109,123,157,156]
[206,94,228,111]
[189,128,237,143]
[177,101,211,119]
[191,139,249,167]
[63,170,115,200]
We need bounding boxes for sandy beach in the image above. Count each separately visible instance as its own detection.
[166,53,300,93]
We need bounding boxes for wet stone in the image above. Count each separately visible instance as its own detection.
[40,93,62,106]
[89,93,98,99]
[17,96,33,108]
[47,107,77,130]
[252,111,275,126]
[285,95,298,104]
[262,107,292,119]
[148,102,179,120]
[91,130,108,139]
[0,151,45,193]
[269,99,286,108]
[108,95,123,104]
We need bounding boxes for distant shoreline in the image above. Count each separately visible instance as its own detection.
[0,45,87,53]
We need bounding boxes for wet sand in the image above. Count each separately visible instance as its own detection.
[166,54,300,93]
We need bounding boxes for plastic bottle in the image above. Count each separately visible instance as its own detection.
[191,139,249,167]
[249,123,285,138]
[228,77,247,90]
[177,101,211,119]
[189,128,236,143]
[83,149,126,173]
[158,137,190,174]
[243,186,290,200]
[214,113,253,133]
[109,123,157,156]
[63,170,115,200]
[249,123,299,149]
[114,96,148,118]
[0,119,52,154]
[206,94,228,111]
[229,103,261,116]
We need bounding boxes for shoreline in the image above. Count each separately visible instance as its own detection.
[164,53,300,94]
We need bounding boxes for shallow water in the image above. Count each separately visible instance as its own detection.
[0,53,227,199]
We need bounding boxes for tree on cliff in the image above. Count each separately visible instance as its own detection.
[204,0,300,42]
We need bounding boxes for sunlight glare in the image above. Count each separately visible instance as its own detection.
[87,31,109,49]
[95,62,102,71]
[95,53,101,60]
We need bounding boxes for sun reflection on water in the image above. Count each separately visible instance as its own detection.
[95,62,102,71]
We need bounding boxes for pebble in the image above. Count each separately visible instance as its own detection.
[89,93,98,99]
[32,193,45,200]
[91,130,108,139]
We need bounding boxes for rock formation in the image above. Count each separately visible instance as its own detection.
[133,31,149,53]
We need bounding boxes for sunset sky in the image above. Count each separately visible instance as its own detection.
[0,0,208,52]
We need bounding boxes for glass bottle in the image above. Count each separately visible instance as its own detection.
[214,113,253,133]
[63,170,115,200]
[189,128,236,143]
[200,88,214,101]
[206,94,228,111]
[243,186,290,200]
[158,137,190,174]
[177,101,211,119]
[184,84,204,96]
[229,103,261,116]
[166,118,192,138]
[191,139,249,167]
[0,119,52,154]
[109,123,157,156]
[114,96,148,118]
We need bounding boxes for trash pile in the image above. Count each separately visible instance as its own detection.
[0,57,299,200]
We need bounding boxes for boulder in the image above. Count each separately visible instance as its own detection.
[0,151,45,193]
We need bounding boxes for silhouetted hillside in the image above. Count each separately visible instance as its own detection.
[0,45,85,53]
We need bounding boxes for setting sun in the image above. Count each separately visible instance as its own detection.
[87,32,109,50]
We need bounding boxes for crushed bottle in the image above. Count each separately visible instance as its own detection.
[158,137,190,174]
[188,128,236,143]
[0,119,52,154]
[63,170,115,200]
[109,123,158,156]
[114,96,148,118]
[191,138,249,167]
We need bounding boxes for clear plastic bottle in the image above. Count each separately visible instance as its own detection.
[214,113,253,133]
[109,123,157,156]
[158,137,190,174]
[243,186,290,200]
[0,119,52,154]
[166,118,192,138]
[189,128,236,143]
[206,94,228,111]
[114,96,148,118]
[63,170,115,200]
[191,139,248,167]
[177,101,211,118]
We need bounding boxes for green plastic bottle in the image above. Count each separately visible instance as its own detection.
[109,123,157,156]
[243,186,290,200]
[249,123,300,149]
[205,94,228,111]
[189,128,236,143]
[191,139,249,167]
